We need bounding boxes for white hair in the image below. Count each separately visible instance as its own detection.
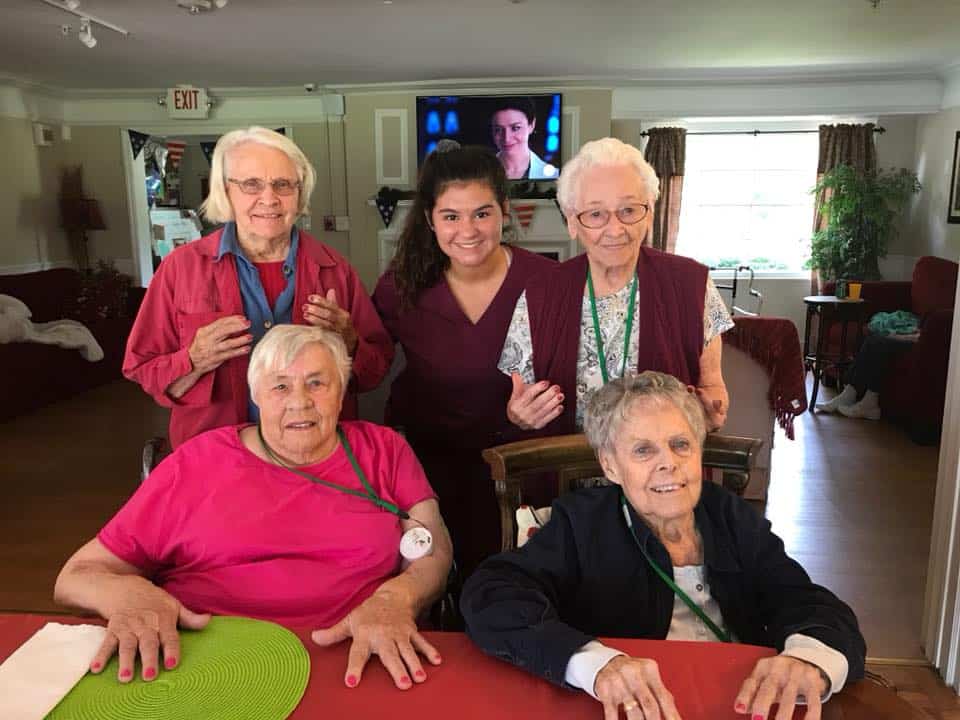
[557,137,660,216]
[583,371,706,454]
[247,325,351,399]
[200,126,316,223]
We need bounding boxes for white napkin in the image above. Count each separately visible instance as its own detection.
[0,622,107,720]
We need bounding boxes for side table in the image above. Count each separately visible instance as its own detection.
[802,295,870,411]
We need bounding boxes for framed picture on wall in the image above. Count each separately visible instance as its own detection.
[949,130,960,224]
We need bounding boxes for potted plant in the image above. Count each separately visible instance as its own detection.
[809,164,921,282]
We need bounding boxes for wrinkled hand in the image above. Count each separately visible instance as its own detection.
[734,655,828,720]
[693,384,728,430]
[303,289,359,354]
[187,315,252,375]
[89,583,210,683]
[311,591,441,690]
[506,373,564,430]
[594,655,681,720]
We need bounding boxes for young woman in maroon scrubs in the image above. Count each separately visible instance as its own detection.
[373,145,554,575]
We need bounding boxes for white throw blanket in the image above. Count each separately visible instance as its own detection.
[0,294,104,361]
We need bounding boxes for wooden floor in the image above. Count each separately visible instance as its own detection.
[0,379,957,716]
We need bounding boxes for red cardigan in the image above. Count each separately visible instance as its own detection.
[525,247,707,434]
[123,229,393,448]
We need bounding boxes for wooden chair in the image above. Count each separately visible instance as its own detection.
[482,433,763,551]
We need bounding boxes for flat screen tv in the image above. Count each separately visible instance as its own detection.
[416,93,562,181]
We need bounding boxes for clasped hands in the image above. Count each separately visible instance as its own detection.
[593,654,828,720]
[506,372,728,431]
[90,584,437,690]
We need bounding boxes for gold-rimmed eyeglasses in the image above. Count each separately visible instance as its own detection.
[576,204,650,229]
[227,177,301,196]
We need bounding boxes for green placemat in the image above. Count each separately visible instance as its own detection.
[48,616,309,720]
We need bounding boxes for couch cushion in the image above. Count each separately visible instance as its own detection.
[0,269,81,323]
[911,256,959,317]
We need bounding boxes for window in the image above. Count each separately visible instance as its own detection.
[675,132,818,274]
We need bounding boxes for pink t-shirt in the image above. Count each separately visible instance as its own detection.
[98,421,435,629]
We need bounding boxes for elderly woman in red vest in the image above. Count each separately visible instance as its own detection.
[499,137,732,433]
[124,127,392,447]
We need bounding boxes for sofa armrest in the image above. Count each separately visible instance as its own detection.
[861,281,913,313]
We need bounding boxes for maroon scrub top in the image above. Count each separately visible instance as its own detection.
[373,246,555,573]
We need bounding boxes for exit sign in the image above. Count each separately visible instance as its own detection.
[165,86,210,119]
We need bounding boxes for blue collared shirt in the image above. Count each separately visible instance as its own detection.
[216,221,299,422]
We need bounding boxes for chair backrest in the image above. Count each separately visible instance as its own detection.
[482,432,763,551]
[912,256,959,317]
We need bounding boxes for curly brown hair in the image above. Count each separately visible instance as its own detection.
[392,145,509,309]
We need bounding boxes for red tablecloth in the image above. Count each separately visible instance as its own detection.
[723,316,808,439]
[0,614,914,720]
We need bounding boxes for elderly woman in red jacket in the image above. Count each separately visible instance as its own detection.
[124,126,392,447]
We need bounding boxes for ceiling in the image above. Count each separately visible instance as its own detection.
[2,0,960,91]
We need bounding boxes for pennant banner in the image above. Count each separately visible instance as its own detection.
[128,130,150,160]
[374,187,415,228]
[166,139,187,169]
[200,141,217,165]
[512,203,537,229]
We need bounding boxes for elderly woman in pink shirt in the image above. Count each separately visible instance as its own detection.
[55,324,452,691]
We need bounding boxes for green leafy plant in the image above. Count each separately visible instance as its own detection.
[809,165,921,281]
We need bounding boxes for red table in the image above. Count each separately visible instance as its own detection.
[0,614,921,719]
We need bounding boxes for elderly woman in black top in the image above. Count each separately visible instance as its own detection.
[461,371,864,720]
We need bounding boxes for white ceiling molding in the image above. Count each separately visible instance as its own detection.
[941,64,960,110]
[612,77,944,120]
[0,84,65,121]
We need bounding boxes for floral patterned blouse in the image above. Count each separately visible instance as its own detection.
[498,277,734,429]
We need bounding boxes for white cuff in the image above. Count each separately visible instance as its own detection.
[782,633,850,703]
[563,641,626,700]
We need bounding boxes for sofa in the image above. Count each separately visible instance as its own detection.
[0,268,144,422]
[822,255,958,441]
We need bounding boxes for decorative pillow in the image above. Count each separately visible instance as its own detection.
[0,294,31,343]
[516,504,552,548]
[67,262,132,323]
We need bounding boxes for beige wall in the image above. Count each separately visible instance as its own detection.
[343,89,613,290]
[0,116,69,271]
[906,108,960,262]
[293,121,351,258]
[59,126,131,267]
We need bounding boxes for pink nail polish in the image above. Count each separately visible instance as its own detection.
[165,657,177,669]
[90,662,101,671]
[752,714,764,720]
[144,667,156,680]
[345,675,357,687]
[734,703,745,712]
[119,669,132,680]
[414,670,425,679]
[400,675,411,685]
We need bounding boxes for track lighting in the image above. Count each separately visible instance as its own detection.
[78,18,96,48]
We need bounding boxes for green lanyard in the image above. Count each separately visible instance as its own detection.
[258,425,410,520]
[620,494,731,643]
[586,269,638,384]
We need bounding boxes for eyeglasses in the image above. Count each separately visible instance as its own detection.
[576,204,650,229]
[227,177,301,196]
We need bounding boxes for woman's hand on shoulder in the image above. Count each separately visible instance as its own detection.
[506,372,564,430]
[693,384,728,431]
[594,655,681,720]
[89,580,210,683]
[735,655,828,720]
[311,589,442,690]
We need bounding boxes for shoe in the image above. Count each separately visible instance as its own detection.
[838,391,881,420]
[816,385,857,413]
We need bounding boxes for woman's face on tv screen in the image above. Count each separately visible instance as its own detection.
[491,109,535,155]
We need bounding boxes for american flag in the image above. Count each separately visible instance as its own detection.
[513,203,537,229]
[166,139,187,169]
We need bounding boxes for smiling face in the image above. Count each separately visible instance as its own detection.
[567,163,654,272]
[254,343,344,465]
[429,181,508,271]
[225,142,300,247]
[491,109,535,159]
[599,398,703,528]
